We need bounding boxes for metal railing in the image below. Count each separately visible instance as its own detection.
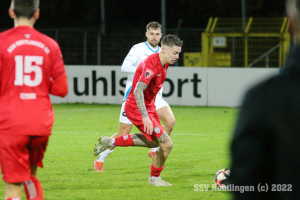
[1,27,204,66]
[248,44,280,68]
[200,17,291,68]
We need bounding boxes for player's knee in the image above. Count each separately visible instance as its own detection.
[167,142,173,153]
[162,114,175,129]
[168,142,173,152]
[162,140,173,153]
[166,117,176,129]
[169,140,173,150]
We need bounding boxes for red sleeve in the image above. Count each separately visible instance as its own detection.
[50,45,68,97]
[0,57,2,93]
[138,60,157,86]
[50,75,68,97]
[0,50,2,94]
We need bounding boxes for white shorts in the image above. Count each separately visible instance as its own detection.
[119,94,170,124]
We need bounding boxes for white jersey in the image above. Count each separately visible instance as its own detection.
[121,41,160,102]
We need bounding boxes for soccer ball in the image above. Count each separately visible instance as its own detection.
[215,169,230,189]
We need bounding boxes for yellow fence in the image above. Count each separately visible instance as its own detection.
[184,18,290,67]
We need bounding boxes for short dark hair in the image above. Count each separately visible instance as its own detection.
[12,0,39,19]
[146,22,162,31]
[161,34,183,47]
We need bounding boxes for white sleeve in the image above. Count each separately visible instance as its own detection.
[121,60,136,74]
[121,45,141,73]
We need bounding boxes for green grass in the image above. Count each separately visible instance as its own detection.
[0,104,238,199]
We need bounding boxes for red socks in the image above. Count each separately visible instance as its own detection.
[115,134,134,146]
[150,164,165,177]
[23,176,44,200]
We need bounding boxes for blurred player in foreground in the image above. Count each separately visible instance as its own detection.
[94,35,182,186]
[94,22,176,172]
[229,0,300,199]
[0,0,68,199]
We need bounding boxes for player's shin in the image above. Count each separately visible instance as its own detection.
[152,132,173,167]
[152,147,166,167]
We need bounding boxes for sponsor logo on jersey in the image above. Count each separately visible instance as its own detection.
[145,69,154,78]
[154,126,160,133]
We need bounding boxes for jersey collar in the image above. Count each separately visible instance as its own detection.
[144,41,160,53]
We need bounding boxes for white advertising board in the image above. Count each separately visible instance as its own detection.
[51,66,280,107]
[207,68,280,107]
[162,67,207,106]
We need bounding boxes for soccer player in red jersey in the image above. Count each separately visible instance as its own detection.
[0,0,68,199]
[94,22,177,172]
[94,35,183,186]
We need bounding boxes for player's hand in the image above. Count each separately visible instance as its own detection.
[142,116,153,135]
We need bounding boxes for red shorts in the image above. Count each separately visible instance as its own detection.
[125,104,164,141]
[0,135,49,183]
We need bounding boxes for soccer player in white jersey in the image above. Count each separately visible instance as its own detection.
[94,22,176,171]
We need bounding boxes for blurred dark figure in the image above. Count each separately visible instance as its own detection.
[229,0,300,199]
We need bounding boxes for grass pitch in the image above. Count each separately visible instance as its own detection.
[0,104,238,199]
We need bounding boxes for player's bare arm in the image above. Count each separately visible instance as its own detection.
[134,81,148,117]
[134,81,153,135]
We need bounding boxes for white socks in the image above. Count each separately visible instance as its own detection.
[97,149,114,163]
[111,138,115,146]
[151,147,159,152]
[150,176,160,179]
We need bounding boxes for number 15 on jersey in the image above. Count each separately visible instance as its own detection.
[14,55,43,87]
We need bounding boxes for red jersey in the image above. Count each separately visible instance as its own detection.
[126,53,169,110]
[0,26,68,136]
